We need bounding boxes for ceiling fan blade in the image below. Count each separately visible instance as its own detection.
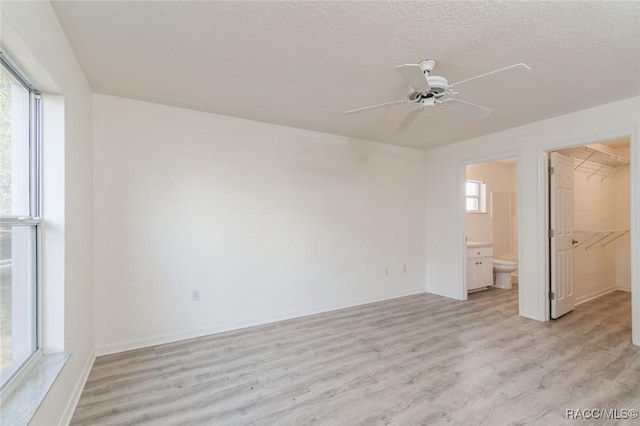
[440,99,492,118]
[344,100,406,115]
[395,64,430,92]
[449,63,531,92]
[393,108,421,134]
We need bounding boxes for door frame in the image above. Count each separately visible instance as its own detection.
[459,151,523,308]
[540,131,637,341]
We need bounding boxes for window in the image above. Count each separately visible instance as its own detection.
[0,53,41,390]
[466,180,486,213]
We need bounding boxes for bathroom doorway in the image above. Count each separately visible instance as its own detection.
[463,157,520,307]
[547,137,631,319]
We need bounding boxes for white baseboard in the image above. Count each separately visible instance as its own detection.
[520,310,546,322]
[424,286,460,300]
[95,287,427,356]
[58,350,95,426]
[576,285,617,305]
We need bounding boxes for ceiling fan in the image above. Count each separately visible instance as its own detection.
[345,60,531,134]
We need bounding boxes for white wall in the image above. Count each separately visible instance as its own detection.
[1,1,94,424]
[466,161,517,258]
[424,96,639,346]
[92,94,427,354]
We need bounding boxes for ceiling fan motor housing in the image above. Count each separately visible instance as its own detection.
[427,76,448,94]
[408,75,449,101]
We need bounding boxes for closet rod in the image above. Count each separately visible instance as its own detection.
[573,233,599,249]
[583,230,628,250]
[585,232,616,250]
[601,230,629,248]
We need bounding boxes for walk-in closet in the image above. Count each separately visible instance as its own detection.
[553,138,630,311]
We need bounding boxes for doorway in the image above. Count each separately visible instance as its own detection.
[548,137,631,319]
[463,157,520,307]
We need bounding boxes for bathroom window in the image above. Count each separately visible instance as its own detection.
[466,180,486,213]
[0,53,41,391]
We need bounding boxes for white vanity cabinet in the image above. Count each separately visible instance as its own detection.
[466,244,493,291]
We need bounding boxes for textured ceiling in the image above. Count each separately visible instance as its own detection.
[51,1,640,150]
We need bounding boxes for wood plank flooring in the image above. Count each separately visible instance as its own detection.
[71,289,639,425]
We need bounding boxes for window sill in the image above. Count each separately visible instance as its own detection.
[0,351,70,425]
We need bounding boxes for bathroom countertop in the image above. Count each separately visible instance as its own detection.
[467,241,492,248]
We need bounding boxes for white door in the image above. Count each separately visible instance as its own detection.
[550,152,576,318]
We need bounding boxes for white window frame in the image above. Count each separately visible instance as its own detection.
[0,52,42,395]
[466,180,487,213]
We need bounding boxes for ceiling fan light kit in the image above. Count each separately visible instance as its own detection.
[346,60,531,134]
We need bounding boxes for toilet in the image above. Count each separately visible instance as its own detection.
[493,258,518,289]
[502,254,519,284]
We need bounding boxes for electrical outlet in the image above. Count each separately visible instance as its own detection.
[192,289,200,301]
[403,265,407,273]
[385,267,389,275]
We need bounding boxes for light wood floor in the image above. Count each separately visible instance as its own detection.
[71,288,639,425]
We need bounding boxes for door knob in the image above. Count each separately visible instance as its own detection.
[572,239,579,245]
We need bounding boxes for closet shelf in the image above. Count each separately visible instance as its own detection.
[574,229,629,250]
[561,145,629,183]
[564,146,629,168]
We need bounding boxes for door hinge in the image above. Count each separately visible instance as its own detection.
[549,229,555,237]
[548,166,555,175]
[550,292,555,300]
